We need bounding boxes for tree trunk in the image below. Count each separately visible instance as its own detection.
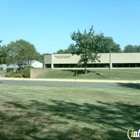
[18,65,22,73]
[84,62,87,74]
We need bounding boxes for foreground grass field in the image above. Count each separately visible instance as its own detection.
[36,69,140,80]
[0,70,5,75]
[0,83,140,140]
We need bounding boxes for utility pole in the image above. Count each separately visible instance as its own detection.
[109,47,112,79]
[109,47,112,70]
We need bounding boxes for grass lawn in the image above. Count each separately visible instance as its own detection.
[36,69,140,80]
[0,83,140,140]
[0,70,6,75]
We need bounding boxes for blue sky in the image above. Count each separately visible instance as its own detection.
[1,0,140,54]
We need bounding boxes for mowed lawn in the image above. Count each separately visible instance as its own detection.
[0,84,140,140]
[0,70,5,75]
[36,69,140,80]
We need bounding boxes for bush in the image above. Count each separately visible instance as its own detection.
[22,68,30,78]
[14,73,23,77]
[5,73,11,77]
[0,67,3,70]
[5,72,23,78]
[5,67,30,78]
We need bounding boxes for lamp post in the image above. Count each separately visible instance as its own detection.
[108,46,112,79]
[109,46,112,70]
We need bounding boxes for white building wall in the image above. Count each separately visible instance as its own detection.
[45,53,140,64]
[111,53,140,63]
[44,53,140,69]
[31,60,43,68]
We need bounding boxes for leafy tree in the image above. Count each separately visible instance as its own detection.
[6,39,39,72]
[67,44,77,54]
[0,40,2,62]
[123,45,140,52]
[98,36,121,53]
[123,45,135,52]
[56,44,77,54]
[135,45,140,52]
[56,36,121,54]
[37,53,44,64]
[0,45,7,64]
[56,49,66,54]
[0,41,7,64]
[71,26,103,74]
[0,40,2,59]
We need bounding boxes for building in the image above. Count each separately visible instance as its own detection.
[44,53,140,69]
[30,60,43,68]
[0,64,7,70]
[0,60,43,70]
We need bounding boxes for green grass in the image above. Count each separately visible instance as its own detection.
[36,69,140,80]
[0,83,140,139]
[0,70,6,75]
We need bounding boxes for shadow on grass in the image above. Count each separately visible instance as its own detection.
[118,83,140,89]
[62,69,91,76]
[0,100,140,139]
[62,70,107,78]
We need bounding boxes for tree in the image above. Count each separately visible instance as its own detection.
[0,40,2,57]
[67,44,77,54]
[71,26,103,74]
[36,53,44,64]
[0,45,7,64]
[6,39,39,72]
[98,36,121,53]
[0,40,2,61]
[123,45,140,52]
[0,41,7,64]
[123,45,135,52]
[56,49,66,54]
[135,45,140,52]
[56,44,77,54]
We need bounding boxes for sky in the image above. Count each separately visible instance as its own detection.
[1,0,140,54]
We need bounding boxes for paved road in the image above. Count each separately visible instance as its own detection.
[0,79,140,88]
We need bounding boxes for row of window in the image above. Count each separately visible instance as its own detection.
[45,63,140,68]
[54,64,109,68]
[113,63,140,67]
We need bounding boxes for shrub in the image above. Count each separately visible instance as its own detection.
[5,73,11,77]
[5,72,15,77]
[0,67,3,70]
[22,68,30,78]
[14,73,23,77]
[5,72,22,78]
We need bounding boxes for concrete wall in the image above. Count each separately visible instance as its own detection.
[44,53,140,69]
[44,53,140,64]
[44,54,52,64]
[111,53,140,63]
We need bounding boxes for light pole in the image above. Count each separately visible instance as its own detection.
[109,46,112,79]
[109,46,112,70]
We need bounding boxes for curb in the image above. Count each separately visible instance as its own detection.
[0,78,140,84]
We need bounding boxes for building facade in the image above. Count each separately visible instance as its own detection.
[30,60,43,68]
[44,53,140,69]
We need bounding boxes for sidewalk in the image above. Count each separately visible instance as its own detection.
[0,77,140,84]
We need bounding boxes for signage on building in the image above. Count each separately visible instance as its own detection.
[54,55,71,59]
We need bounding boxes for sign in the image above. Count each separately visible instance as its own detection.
[127,128,140,140]
[54,55,71,59]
